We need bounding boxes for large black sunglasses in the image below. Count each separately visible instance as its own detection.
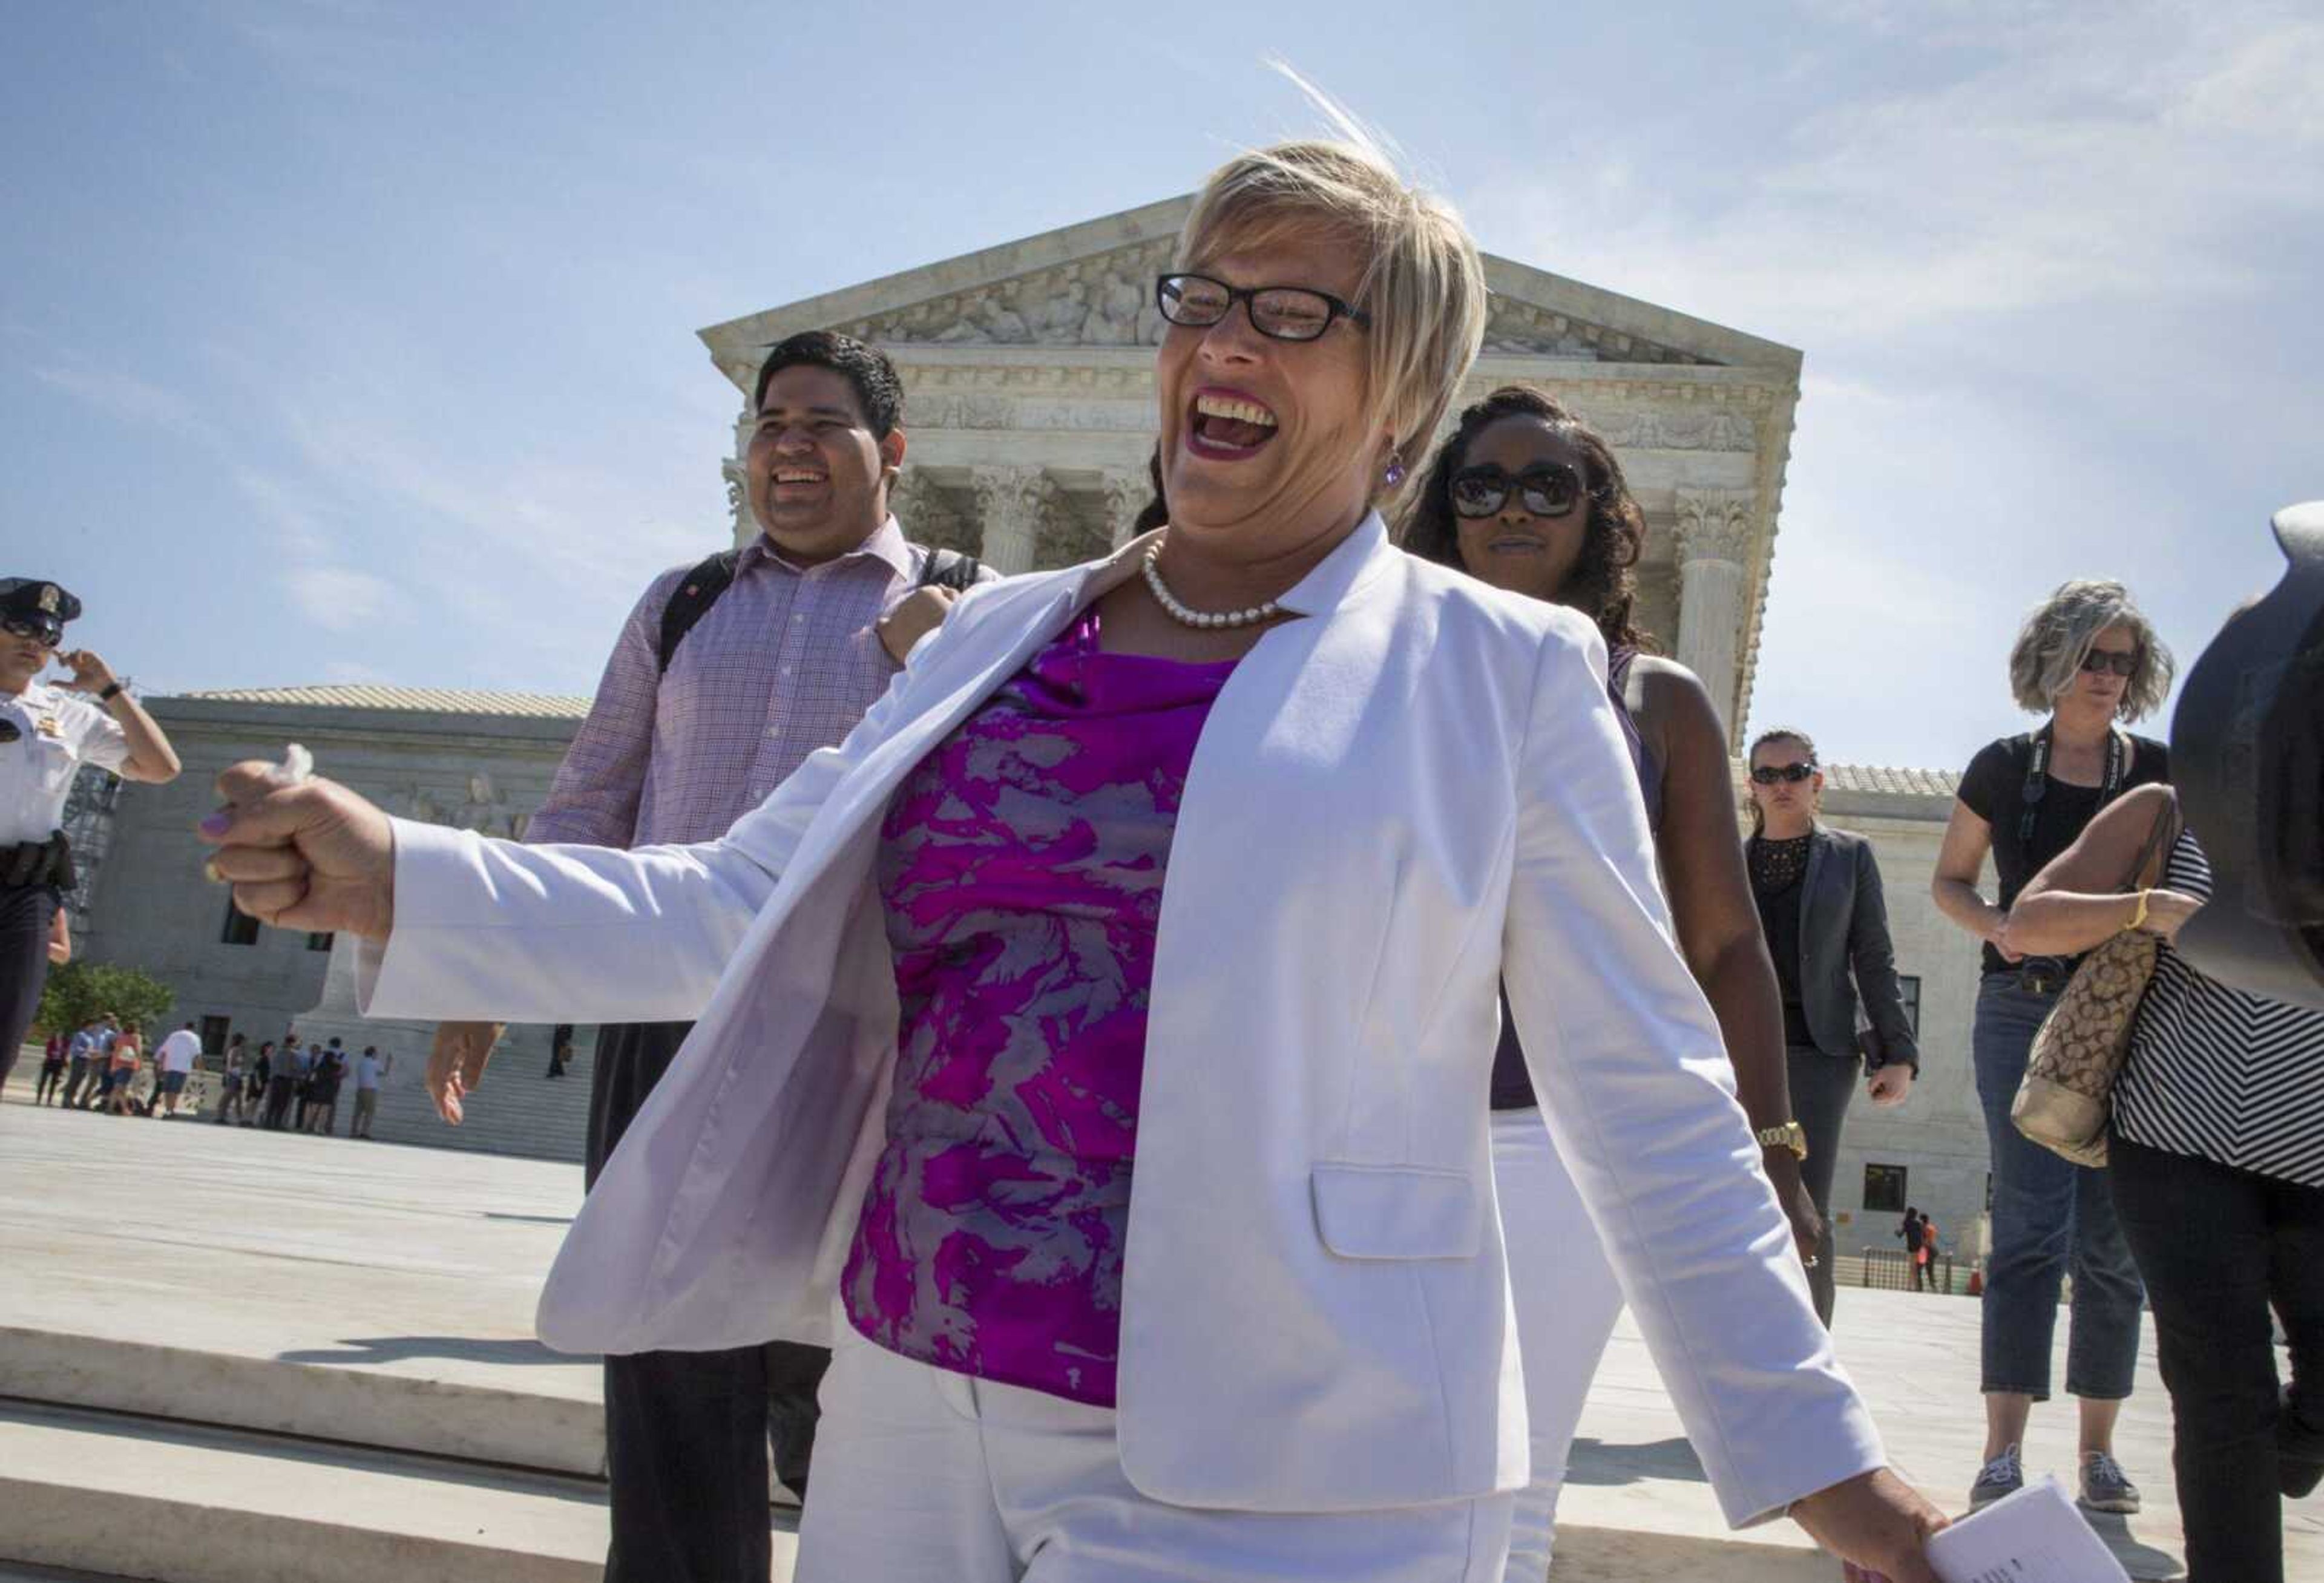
[2079,648,2139,677]
[1154,273,1371,343]
[2,617,61,647]
[1448,463,1586,520]
[1750,761,1819,785]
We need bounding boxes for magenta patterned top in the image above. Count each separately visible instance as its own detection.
[842,608,1235,1406]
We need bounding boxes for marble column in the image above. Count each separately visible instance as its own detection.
[720,459,751,549]
[1672,488,1755,744]
[1101,469,1151,549]
[970,465,1052,575]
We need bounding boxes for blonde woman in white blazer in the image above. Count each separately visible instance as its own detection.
[203,135,1943,1582]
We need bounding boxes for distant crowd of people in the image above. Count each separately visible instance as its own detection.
[31,1017,393,1138]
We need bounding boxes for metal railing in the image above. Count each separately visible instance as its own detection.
[1854,1245,1961,1294]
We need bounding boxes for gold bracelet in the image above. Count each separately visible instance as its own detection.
[2124,889,2150,932]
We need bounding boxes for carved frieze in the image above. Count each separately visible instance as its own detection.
[851,241,1177,349]
[1587,408,1759,453]
[841,239,1706,365]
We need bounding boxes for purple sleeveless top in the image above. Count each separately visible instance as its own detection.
[842,609,1235,1406]
[1491,644,1661,1111]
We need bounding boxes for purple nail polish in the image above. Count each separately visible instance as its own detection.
[199,812,232,837]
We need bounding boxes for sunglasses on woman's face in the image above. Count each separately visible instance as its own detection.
[1750,762,1817,785]
[1448,463,1584,520]
[2079,649,2138,677]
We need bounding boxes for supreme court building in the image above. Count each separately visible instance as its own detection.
[71,197,1997,1270]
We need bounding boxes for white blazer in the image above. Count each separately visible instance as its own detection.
[361,513,1882,1524]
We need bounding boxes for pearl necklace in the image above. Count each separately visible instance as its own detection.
[1140,547,1282,631]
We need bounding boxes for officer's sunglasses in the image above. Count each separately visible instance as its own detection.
[1750,761,1819,785]
[1448,464,1586,520]
[2,617,61,647]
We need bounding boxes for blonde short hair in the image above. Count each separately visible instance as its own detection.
[2008,578,2176,720]
[1175,137,1487,501]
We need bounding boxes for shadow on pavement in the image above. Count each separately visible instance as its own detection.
[1564,1435,1708,1485]
[277,1334,585,1367]
[2081,1512,2185,1580]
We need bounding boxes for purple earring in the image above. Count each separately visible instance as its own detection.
[1384,458,1407,488]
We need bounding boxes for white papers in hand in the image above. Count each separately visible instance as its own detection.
[1925,1476,2132,1582]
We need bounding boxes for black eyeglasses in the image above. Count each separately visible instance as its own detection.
[1154,273,1370,343]
[2079,649,2138,677]
[1448,463,1586,520]
[1750,762,1818,785]
[2,617,60,647]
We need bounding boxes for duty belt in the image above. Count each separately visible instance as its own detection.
[0,832,74,889]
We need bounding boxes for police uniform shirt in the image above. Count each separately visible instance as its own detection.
[1,680,129,848]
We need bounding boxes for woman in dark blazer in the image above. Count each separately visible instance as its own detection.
[1745,727,1921,1326]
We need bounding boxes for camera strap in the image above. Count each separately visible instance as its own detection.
[2017,724,2125,847]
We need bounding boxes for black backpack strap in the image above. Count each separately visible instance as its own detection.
[656,549,741,674]
[916,548,984,592]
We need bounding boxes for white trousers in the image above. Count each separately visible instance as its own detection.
[1491,1108,1627,1581]
[799,1315,1515,1582]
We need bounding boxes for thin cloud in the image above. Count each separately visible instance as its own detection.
[283,565,395,631]
[28,362,219,443]
[1475,1,2317,340]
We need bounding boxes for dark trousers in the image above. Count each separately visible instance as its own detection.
[0,883,60,1099]
[1786,1043,1859,1328]
[2110,1134,2324,1583]
[262,1075,296,1129]
[588,1020,831,1583]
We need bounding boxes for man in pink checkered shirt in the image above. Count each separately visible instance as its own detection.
[427,330,994,1583]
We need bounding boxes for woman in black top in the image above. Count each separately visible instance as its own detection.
[1402,387,1814,1580]
[1931,578,2173,1517]
[1744,727,1920,1328]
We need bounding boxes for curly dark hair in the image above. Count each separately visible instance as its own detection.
[752,330,905,439]
[1397,385,1648,652]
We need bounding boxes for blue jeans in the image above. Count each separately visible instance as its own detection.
[1970,972,2144,1400]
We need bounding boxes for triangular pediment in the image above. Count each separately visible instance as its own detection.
[698,196,1799,391]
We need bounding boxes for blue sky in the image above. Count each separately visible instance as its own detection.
[5,0,2317,772]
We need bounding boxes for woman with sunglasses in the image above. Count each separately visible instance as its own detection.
[204,136,1941,1581]
[1744,728,1920,1328]
[1402,386,1823,1580]
[1931,578,2173,1518]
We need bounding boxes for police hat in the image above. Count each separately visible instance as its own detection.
[0,578,82,644]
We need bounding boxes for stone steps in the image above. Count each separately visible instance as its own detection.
[0,1324,603,1477]
[0,1399,775,1583]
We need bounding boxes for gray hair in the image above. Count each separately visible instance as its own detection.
[2007,579,2175,720]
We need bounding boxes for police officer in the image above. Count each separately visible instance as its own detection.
[1,578,181,1095]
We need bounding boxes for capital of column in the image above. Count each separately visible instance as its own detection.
[970,465,1055,575]
[1101,469,1154,550]
[1672,488,1755,566]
